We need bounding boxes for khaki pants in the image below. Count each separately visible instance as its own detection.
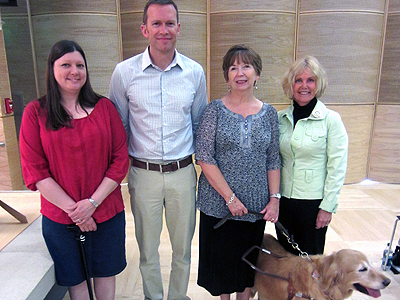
[129,164,197,300]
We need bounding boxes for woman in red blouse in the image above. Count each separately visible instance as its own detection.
[19,40,129,300]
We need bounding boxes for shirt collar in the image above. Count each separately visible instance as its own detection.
[142,47,183,71]
[309,100,328,119]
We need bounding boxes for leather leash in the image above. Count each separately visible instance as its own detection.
[214,210,288,233]
[214,209,311,261]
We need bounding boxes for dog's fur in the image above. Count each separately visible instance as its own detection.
[252,234,391,300]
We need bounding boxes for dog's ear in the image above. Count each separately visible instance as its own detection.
[317,253,350,300]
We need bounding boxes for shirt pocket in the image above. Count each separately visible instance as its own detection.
[279,124,288,135]
[304,127,327,149]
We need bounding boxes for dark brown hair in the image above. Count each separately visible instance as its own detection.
[39,40,101,130]
[222,45,262,82]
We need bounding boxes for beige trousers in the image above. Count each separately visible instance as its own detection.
[128,163,197,300]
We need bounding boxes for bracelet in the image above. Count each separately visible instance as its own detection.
[226,193,235,206]
[270,193,281,200]
[89,197,99,208]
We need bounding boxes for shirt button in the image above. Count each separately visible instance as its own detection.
[294,136,299,140]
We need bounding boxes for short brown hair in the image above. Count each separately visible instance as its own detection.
[143,0,179,25]
[222,45,262,82]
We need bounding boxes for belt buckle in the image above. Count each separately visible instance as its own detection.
[162,161,180,173]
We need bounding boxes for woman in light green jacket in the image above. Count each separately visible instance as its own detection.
[276,56,348,255]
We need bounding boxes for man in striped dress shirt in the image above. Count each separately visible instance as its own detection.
[109,1,207,299]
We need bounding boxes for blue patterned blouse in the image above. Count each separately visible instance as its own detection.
[195,99,281,222]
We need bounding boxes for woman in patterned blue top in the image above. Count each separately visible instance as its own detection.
[196,45,281,300]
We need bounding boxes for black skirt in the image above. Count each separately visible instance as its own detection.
[197,212,266,296]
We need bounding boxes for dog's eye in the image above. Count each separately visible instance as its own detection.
[359,267,368,272]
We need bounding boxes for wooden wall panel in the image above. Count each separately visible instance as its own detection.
[0,0,27,14]
[175,14,207,68]
[328,105,374,184]
[120,0,206,13]
[369,105,400,183]
[0,119,12,190]
[32,14,120,96]
[378,14,400,103]
[210,0,295,12]
[1,115,23,189]
[120,12,148,60]
[210,12,295,102]
[389,0,400,12]
[29,0,117,14]
[297,12,384,104]
[0,18,11,114]
[0,11,23,190]
[299,0,386,12]
[2,16,36,106]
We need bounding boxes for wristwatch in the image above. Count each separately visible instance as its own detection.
[270,193,281,199]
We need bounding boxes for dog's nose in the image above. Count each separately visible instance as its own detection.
[383,278,391,287]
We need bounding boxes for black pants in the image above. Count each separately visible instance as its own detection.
[275,197,328,255]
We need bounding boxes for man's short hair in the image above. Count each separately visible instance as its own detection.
[143,0,179,25]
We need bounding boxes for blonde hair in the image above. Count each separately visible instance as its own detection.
[281,55,328,100]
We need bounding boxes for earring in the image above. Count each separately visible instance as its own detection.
[228,85,231,93]
[254,81,258,90]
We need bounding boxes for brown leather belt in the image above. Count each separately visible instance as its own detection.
[130,156,192,173]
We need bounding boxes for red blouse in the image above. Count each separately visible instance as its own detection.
[19,97,129,224]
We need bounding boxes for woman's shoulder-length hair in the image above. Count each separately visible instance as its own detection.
[40,39,101,130]
[281,55,328,100]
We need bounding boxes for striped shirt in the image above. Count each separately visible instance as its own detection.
[109,47,207,161]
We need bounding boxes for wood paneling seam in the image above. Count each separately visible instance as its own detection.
[300,11,384,16]
[116,0,123,62]
[206,0,210,103]
[30,12,118,17]
[368,0,390,178]
[210,11,295,15]
[26,0,40,99]
[294,0,299,61]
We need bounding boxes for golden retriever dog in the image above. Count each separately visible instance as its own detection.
[251,234,391,300]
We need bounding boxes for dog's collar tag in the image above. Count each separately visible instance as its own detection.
[312,271,320,279]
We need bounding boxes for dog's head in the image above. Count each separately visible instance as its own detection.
[316,249,391,299]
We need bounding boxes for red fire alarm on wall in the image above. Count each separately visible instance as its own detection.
[4,98,14,114]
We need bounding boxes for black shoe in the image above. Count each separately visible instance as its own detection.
[391,264,400,275]
[392,246,400,266]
